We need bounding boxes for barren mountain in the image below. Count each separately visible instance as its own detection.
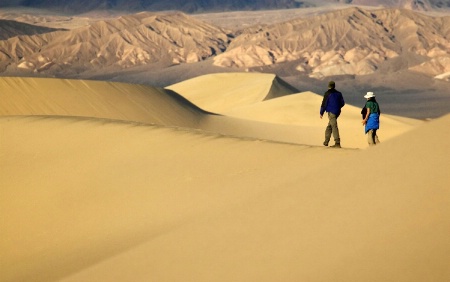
[213,7,450,79]
[337,0,450,10]
[0,7,449,82]
[1,0,449,13]
[0,0,302,13]
[0,12,230,75]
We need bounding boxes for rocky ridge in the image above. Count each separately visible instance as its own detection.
[0,7,449,80]
[0,12,230,74]
[213,7,450,79]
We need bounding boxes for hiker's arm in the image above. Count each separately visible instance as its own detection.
[362,108,371,125]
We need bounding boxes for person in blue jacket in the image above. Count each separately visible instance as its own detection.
[320,81,345,148]
[362,91,380,146]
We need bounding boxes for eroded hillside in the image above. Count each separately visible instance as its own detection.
[0,8,449,81]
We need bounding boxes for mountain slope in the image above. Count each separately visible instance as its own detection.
[1,8,449,80]
[213,7,450,78]
[0,12,230,74]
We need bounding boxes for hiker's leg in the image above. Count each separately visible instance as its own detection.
[374,130,380,144]
[324,118,332,145]
[328,113,340,144]
[367,129,376,146]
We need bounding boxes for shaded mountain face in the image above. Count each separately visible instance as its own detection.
[0,12,230,75]
[213,7,450,78]
[0,19,62,40]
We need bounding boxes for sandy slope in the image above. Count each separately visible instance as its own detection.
[222,91,422,148]
[0,76,208,128]
[1,114,448,282]
[1,73,446,282]
[166,72,299,113]
[168,73,422,148]
[2,74,420,149]
[0,115,353,282]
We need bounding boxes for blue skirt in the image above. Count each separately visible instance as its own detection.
[365,113,379,134]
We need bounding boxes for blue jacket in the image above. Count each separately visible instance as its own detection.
[320,89,345,117]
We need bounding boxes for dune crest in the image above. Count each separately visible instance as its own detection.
[166,72,298,113]
[0,74,423,148]
[0,76,209,127]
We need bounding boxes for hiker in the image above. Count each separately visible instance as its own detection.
[361,92,380,146]
[320,81,345,148]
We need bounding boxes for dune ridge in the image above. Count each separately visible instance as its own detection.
[166,72,298,113]
[0,76,211,128]
[168,73,422,148]
[0,72,428,149]
[1,74,422,149]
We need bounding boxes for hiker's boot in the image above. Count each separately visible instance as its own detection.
[323,141,329,146]
[330,143,341,148]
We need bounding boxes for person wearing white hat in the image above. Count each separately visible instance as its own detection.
[362,92,380,146]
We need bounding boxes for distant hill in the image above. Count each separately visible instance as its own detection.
[1,0,449,13]
[0,7,449,81]
[341,0,450,10]
[0,12,230,75]
[1,0,302,13]
[214,7,450,79]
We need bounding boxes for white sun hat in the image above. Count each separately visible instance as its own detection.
[364,92,375,99]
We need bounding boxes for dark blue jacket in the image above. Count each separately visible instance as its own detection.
[320,89,345,117]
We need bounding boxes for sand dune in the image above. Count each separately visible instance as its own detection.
[166,72,298,113]
[0,75,309,147]
[0,75,333,147]
[221,91,422,148]
[1,114,448,282]
[1,73,447,282]
[0,74,422,149]
[168,72,422,148]
[0,76,209,128]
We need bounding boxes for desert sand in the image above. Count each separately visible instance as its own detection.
[1,73,449,282]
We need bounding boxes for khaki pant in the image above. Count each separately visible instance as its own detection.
[325,113,340,144]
